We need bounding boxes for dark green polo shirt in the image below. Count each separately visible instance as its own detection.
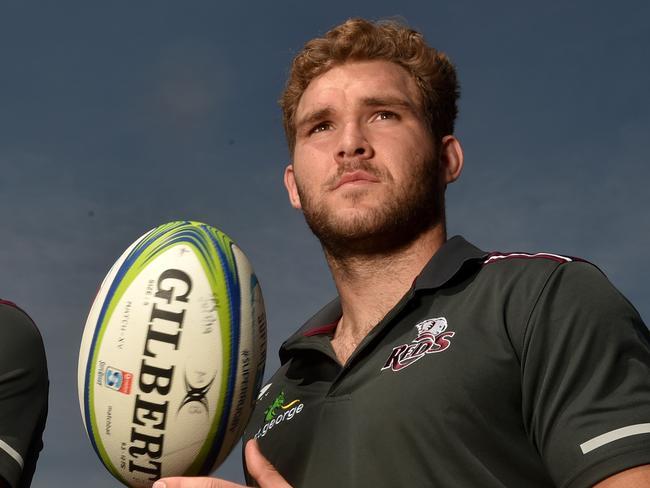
[0,301,48,488]
[243,237,650,487]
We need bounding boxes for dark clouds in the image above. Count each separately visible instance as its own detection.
[0,1,647,486]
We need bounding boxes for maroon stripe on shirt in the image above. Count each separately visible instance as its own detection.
[304,321,339,337]
[484,252,573,265]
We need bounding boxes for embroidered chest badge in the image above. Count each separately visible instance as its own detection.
[254,391,304,439]
[381,317,455,372]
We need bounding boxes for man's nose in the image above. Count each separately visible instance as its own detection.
[335,122,374,162]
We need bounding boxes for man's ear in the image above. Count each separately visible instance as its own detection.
[284,164,302,209]
[439,135,464,184]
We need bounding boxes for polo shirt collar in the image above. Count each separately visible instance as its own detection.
[413,235,487,290]
[280,235,487,361]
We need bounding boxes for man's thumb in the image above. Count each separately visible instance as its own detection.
[245,439,292,488]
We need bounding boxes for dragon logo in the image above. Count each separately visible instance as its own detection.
[381,317,455,372]
[264,391,301,422]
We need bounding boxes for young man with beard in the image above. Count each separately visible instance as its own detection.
[157,18,650,488]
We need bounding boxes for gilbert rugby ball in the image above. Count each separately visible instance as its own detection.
[78,221,267,488]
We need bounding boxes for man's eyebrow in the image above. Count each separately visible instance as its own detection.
[361,96,416,110]
[295,107,334,131]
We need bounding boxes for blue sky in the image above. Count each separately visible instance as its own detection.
[0,1,648,486]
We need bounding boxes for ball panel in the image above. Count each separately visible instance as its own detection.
[184,226,241,475]
[80,225,166,485]
[83,222,199,481]
[92,245,224,484]
[204,244,265,470]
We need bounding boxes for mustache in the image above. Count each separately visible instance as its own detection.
[325,160,389,190]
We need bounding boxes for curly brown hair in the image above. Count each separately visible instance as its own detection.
[280,18,460,155]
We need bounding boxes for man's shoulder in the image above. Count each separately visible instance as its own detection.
[418,237,594,293]
[0,299,38,328]
[477,249,601,288]
[0,300,46,370]
[473,249,619,317]
[0,299,42,336]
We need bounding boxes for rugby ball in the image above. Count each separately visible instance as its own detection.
[78,221,267,487]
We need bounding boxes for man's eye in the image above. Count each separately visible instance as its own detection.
[376,111,397,120]
[310,122,331,134]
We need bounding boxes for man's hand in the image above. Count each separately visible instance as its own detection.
[154,440,292,488]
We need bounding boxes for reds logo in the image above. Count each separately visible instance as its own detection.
[381,317,454,372]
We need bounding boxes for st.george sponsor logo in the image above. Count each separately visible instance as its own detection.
[254,391,303,439]
[381,317,454,372]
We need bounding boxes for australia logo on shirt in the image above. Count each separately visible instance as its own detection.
[381,317,455,372]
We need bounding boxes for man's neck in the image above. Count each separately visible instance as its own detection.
[326,225,446,364]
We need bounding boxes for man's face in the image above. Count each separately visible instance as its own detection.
[284,60,444,257]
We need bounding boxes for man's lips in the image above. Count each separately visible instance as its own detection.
[332,171,380,189]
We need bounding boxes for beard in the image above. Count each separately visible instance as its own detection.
[295,156,444,259]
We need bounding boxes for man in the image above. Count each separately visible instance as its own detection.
[157,18,650,487]
[0,300,48,487]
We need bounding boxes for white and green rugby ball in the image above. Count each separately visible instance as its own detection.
[78,221,267,488]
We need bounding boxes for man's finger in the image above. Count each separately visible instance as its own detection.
[245,439,292,488]
[153,476,247,488]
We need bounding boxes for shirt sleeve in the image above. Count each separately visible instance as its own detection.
[0,303,48,488]
[520,261,650,488]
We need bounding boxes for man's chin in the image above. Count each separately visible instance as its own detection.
[300,181,443,258]
[334,184,377,201]
[306,216,435,259]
